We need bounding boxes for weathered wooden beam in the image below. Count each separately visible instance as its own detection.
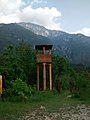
[43,63,46,91]
[37,64,39,90]
[49,64,52,91]
[0,75,2,96]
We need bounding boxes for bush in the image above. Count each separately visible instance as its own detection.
[71,72,90,103]
[60,75,70,91]
[76,72,89,93]
[2,78,36,101]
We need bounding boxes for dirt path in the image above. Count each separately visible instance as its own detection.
[19,104,90,120]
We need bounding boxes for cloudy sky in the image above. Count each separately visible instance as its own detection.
[0,0,90,36]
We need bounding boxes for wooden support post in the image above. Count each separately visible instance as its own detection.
[49,49,51,54]
[37,64,39,90]
[49,64,52,91]
[43,47,45,54]
[43,63,46,91]
[0,75,2,96]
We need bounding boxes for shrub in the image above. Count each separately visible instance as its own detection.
[72,72,90,102]
[60,75,70,91]
[2,78,36,101]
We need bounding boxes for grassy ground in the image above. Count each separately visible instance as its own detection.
[0,91,89,120]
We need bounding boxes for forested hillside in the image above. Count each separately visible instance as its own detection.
[0,23,51,51]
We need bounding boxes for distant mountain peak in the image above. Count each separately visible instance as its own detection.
[18,22,66,38]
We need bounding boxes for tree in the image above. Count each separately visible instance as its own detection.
[52,54,70,79]
[52,54,71,90]
[0,41,36,88]
[16,41,36,84]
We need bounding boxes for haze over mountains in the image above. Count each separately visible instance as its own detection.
[0,22,90,66]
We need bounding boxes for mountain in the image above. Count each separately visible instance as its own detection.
[18,22,66,38]
[0,22,90,66]
[18,22,90,66]
[0,23,51,51]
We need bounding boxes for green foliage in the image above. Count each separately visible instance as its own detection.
[52,54,71,90]
[0,40,90,103]
[0,41,37,101]
[52,54,70,78]
[2,78,36,102]
[52,53,90,103]
[75,72,90,96]
[0,41,36,85]
[76,72,87,91]
[60,75,70,90]
[0,45,23,80]
[16,41,36,83]
[67,70,90,104]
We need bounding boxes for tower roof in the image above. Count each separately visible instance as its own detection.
[35,45,53,50]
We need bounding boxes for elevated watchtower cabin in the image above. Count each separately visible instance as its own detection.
[35,45,53,91]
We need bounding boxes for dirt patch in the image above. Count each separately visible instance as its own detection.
[19,104,90,120]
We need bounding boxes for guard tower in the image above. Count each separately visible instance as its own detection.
[35,45,53,91]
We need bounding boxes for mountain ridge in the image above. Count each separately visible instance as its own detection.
[18,22,68,38]
[0,23,52,51]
